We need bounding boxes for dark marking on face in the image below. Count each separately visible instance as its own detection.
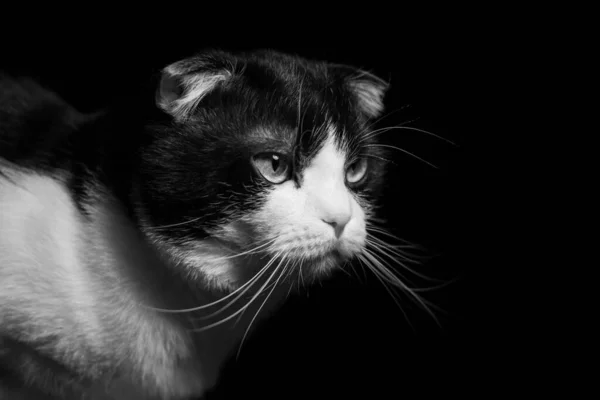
[130,50,390,244]
[0,51,390,245]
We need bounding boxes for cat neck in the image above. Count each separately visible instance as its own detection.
[0,166,285,398]
[80,186,289,394]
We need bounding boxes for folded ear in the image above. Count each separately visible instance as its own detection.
[332,66,389,119]
[156,52,236,120]
[346,69,390,119]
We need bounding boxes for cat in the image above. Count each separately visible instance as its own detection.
[0,48,398,399]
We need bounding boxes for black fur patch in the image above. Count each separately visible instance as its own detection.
[0,48,392,398]
[136,50,390,243]
[0,50,389,242]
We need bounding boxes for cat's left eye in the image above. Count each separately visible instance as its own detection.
[252,152,291,184]
[346,158,368,185]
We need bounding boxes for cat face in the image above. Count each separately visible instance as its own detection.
[134,50,389,290]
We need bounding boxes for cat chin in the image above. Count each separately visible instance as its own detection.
[149,231,355,292]
[195,249,345,292]
[307,258,340,280]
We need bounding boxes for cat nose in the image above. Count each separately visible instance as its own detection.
[313,184,352,238]
[322,213,351,239]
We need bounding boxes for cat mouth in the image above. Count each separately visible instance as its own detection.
[304,248,345,264]
[210,232,348,266]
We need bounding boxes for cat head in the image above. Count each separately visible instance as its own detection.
[133,49,390,290]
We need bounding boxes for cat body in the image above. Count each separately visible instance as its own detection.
[0,49,389,399]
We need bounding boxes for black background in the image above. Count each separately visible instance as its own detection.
[2,24,484,399]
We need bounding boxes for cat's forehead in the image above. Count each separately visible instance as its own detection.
[182,54,361,120]
[247,116,355,164]
[159,49,387,132]
[239,67,365,151]
[305,131,347,172]
[139,49,388,242]
[154,49,388,170]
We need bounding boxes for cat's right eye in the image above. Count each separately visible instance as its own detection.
[345,157,368,185]
[252,152,291,184]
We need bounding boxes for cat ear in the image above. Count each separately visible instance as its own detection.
[156,53,235,120]
[341,68,389,119]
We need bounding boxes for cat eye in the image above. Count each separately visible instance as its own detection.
[345,158,368,185]
[252,152,291,184]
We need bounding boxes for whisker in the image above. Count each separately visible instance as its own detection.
[367,245,439,286]
[411,277,461,293]
[366,235,433,267]
[363,144,438,169]
[357,109,413,142]
[145,243,279,314]
[357,260,369,283]
[344,260,365,284]
[236,257,292,360]
[190,255,287,332]
[337,263,353,279]
[366,237,423,265]
[362,250,418,295]
[202,238,278,263]
[362,106,411,133]
[366,231,426,258]
[393,126,457,146]
[366,225,422,248]
[296,75,304,130]
[362,154,396,165]
[233,259,295,327]
[194,252,282,321]
[365,227,453,316]
[364,246,419,288]
[369,237,428,265]
[149,216,203,230]
[298,260,306,290]
[286,283,295,300]
[366,226,449,284]
[360,124,456,146]
[358,256,414,331]
[362,250,441,327]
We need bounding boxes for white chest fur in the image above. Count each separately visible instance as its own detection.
[0,167,222,399]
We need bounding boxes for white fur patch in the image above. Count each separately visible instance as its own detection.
[147,125,369,287]
[349,77,386,118]
[158,69,231,120]
[137,212,242,291]
[0,122,372,397]
[250,130,367,268]
[0,168,208,398]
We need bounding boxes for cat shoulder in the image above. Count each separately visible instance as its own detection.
[0,74,86,170]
